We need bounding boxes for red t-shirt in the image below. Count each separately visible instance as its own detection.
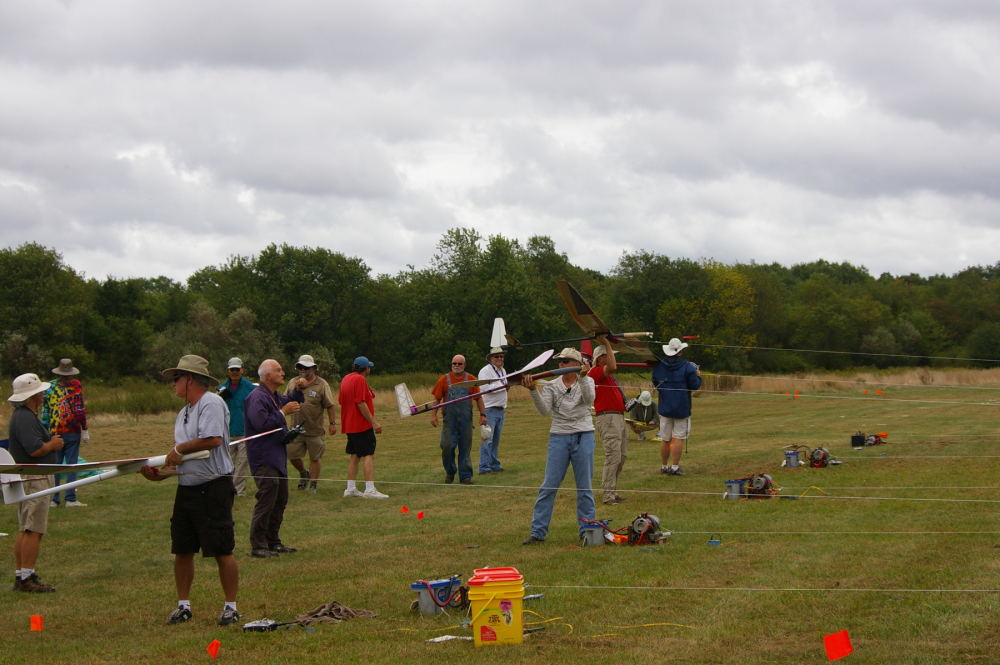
[589,365,626,413]
[430,373,481,401]
[339,372,375,434]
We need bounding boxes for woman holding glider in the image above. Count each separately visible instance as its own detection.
[520,348,596,545]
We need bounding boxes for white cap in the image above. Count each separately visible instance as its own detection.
[296,354,317,368]
[9,373,50,402]
[227,357,243,369]
[639,390,652,406]
[592,345,618,360]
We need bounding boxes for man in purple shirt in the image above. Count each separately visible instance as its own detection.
[244,359,305,558]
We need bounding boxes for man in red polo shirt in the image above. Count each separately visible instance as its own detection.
[339,357,387,499]
[588,335,629,505]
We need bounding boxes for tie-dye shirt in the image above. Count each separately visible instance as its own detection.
[40,378,88,434]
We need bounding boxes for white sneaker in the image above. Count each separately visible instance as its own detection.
[65,500,88,507]
[343,488,364,498]
[362,489,388,499]
[49,500,58,508]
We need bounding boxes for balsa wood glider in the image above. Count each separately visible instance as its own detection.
[0,429,279,504]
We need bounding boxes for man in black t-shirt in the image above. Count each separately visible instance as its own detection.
[8,373,64,593]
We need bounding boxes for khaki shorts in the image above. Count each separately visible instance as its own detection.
[286,435,326,461]
[658,416,691,441]
[18,477,52,534]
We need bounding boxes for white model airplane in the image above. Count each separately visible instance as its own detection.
[0,429,279,505]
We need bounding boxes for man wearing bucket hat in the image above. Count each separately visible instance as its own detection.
[651,338,702,476]
[139,355,240,626]
[218,358,255,497]
[40,359,89,508]
[589,335,629,505]
[477,347,511,475]
[339,356,387,499]
[520,348,596,545]
[429,355,488,485]
[627,391,658,440]
[8,373,64,592]
[283,354,337,494]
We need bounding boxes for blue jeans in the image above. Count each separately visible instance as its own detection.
[441,408,474,482]
[478,407,505,473]
[53,432,81,503]
[529,431,596,541]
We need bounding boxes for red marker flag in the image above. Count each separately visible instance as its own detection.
[863,390,868,394]
[207,639,221,659]
[417,511,425,520]
[30,615,43,631]
[401,506,409,514]
[823,630,853,661]
[876,390,883,396]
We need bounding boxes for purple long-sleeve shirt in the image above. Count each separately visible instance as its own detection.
[244,383,304,476]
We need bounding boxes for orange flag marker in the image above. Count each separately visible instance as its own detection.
[30,615,43,631]
[401,506,409,514]
[863,390,868,394]
[417,511,425,520]
[207,639,221,659]
[823,630,853,660]
[876,390,883,395]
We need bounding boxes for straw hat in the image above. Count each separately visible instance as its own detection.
[52,359,80,376]
[639,390,652,407]
[9,373,51,402]
[161,355,217,383]
[663,338,688,357]
[553,347,583,363]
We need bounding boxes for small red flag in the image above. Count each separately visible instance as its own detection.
[823,630,853,660]
[785,392,790,396]
[794,390,799,394]
[417,511,424,520]
[863,390,868,394]
[30,615,43,631]
[876,390,883,395]
[207,639,221,659]
[401,506,409,514]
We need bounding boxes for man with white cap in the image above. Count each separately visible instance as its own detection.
[41,358,89,507]
[627,391,658,440]
[218,357,255,496]
[477,347,511,475]
[520,348,596,545]
[8,373,64,592]
[283,354,337,494]
[589,335,629,505]
[651,338,702,476]
[139,355,240,626]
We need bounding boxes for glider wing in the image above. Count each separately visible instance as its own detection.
[449,349,555,387]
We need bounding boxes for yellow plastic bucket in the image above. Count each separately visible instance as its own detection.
[468,567,524,646]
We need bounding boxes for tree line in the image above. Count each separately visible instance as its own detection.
[2,229,999,381]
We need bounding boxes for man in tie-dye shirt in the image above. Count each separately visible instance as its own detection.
[40,359,89,507]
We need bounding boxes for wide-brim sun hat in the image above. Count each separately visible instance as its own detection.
[487,346,506,358]
[296,354,317,368]
[553,347,583,363]
[639,390,652,406]
[52,359,80,376]
[9,373,51,402]
[663,338,688,357]
[162,355,218,383]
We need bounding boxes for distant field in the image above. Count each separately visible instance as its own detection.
[3,372,1000,663]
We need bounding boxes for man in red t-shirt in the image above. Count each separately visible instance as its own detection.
[339,357,386,499]
[429,355,487,485]
[588,335,629,505]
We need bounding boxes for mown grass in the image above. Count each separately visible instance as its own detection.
[3,377,1000,663]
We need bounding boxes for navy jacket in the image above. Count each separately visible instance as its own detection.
[651,357,702,419]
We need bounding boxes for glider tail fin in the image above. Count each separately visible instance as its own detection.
[491,318,507,349]
[0,448,26,505]
[395,383,416,418]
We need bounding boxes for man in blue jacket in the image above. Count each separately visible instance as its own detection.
[218,358,256,497]
[650,338,702,476]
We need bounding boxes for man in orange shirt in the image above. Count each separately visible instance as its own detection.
[339,357,386,499]
[429,355,487,485]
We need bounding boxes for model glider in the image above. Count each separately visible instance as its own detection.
[0,429,280,504]
[395,349,578,417]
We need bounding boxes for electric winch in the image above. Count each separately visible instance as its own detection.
[582,513,672,546]
[784,445,842,468]
[852,430,888,449]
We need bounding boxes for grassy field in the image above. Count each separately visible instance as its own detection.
[3,374,1000,663]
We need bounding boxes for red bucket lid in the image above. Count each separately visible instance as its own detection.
[468,567,523,586]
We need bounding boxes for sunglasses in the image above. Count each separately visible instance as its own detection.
[452,362,465,366]
[228,368,241,372]
[172,374,188,383]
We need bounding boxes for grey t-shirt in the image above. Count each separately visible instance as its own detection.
[174,392,233,487]
[8,405,54,464]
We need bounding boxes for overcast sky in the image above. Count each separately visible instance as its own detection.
[2,1,999,282]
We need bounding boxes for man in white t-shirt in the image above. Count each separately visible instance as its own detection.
[477,347,511,475]
[140,355,240,628]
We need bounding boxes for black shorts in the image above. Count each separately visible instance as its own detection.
[170,476,236,557]
[346,429,377,458]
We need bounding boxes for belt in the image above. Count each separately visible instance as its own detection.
[486,406,504,410]
[596,410,624,417]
